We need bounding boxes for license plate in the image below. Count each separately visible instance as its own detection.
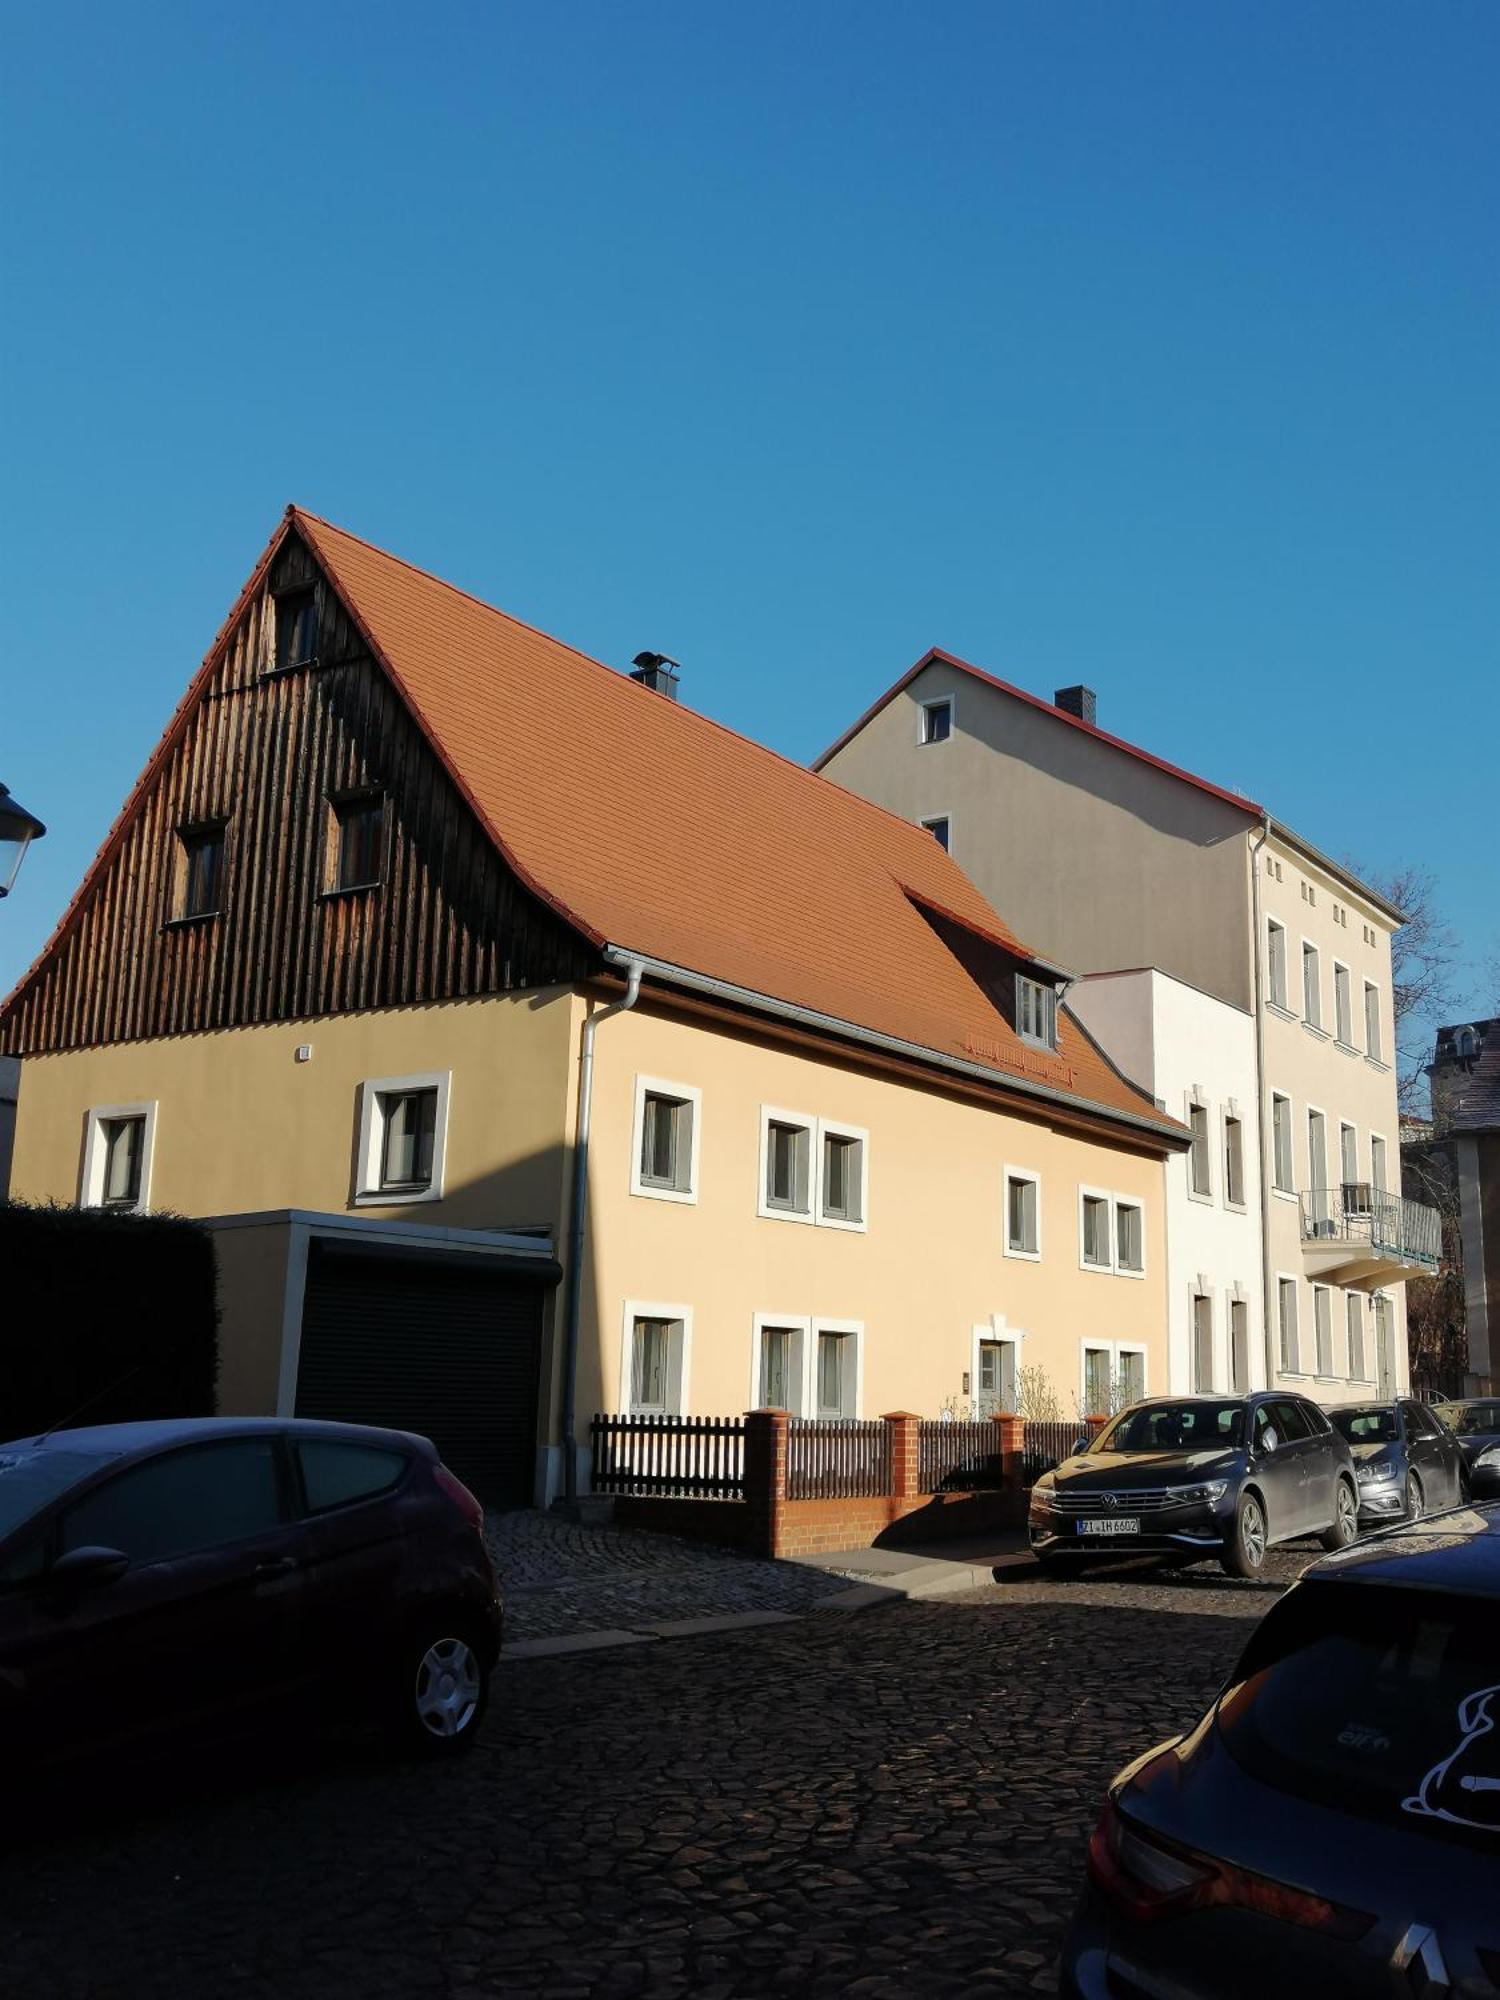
[1078,1518,1140,1536]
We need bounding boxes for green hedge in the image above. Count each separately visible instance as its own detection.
[0,1200,219,1442]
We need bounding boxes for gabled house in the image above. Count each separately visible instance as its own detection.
[3,512,1187,1503]
[817,649,1439,1405]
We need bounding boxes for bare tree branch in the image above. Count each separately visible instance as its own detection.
[1349,863,1461,1114]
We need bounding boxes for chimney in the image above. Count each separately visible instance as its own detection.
[629,651,681,701]
[1054,685,1096,727]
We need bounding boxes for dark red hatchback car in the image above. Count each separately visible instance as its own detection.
[0,1417,503,1763]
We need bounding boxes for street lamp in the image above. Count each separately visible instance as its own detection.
[0,783,46,899]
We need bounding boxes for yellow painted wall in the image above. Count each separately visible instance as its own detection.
[212,1221,294,1414]
[577,1001,1171,1422]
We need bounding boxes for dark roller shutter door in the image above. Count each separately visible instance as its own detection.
[295,1240,548,1507]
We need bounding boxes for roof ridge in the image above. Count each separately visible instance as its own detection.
[290,507,944,852]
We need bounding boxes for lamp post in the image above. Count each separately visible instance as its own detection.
[0,783,46,900]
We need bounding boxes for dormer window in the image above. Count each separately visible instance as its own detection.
[274,588,318,672]
[1016,974,1057,1049]
[919,697,952,745]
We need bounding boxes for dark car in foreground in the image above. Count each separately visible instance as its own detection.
[1432,1398,1500,1499]
[1328,1397,1468,1525]
[1061,1502,1500,1999]
[1028,1394,1358,1578]
[0,1417,502,1764]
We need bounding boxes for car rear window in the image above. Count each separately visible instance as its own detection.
[1217,1581,1499,1849]
[297,1441,408,1513]
[0,1446,122,1543]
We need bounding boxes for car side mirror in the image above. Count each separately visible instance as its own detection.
[1258,1430,1278,1455]
[47,1545,130,1594]
[1072,1435,1091,1456]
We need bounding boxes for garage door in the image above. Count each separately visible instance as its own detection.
[294,1239,553,1508]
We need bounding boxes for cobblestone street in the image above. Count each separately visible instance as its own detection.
[0,1553,1311,1999]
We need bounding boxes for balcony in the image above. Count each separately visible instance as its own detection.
[1299,1185,1441,1286]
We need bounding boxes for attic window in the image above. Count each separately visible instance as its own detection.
[176,823,226,920]
[919,815,951,852]
[920,698,952,745]
[328,793,386,892]
[1016,975,1057,1050]
[274,589,318,672]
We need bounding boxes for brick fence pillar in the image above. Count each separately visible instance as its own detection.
[992,1411,1026,1484]
[883,1412,921,1502]
[743,1408,788,1559]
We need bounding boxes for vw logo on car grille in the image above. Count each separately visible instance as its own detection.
[1104,1493,1119,1510]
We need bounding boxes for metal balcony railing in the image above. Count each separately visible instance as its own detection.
[1299,1185,1441,1270]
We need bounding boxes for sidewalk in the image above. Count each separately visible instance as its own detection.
[493,1510,1029,1660]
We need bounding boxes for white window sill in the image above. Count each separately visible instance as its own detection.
[1224,1199,1249,1215]
[1364,1056,1392,1074]
[1334,1039,1360,1058]
[1079,1258,1114,1275]
[353,1184,442,1208]
[631,1181,698,1206]
[1003,1244,1042,1263]
[1302,1021,1330,1041]
[1266,1001,1297,1023]
[1271,1187,1301,1204]
[817,1213,868,1235]
[1117,1266,1147,1282]
[757,1201,815,1226]
[1187,1188,1215,1206]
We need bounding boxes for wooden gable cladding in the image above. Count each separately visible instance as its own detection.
[1,531,594,1056]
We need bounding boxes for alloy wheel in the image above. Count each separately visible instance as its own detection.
[1406,1474,1424,1522]
[1336,1483,1358,1542]
[414,1637,482,1740]
[1241,1497,1266,1568]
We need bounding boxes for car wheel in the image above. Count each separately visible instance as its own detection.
[1222,1492,1267,1577]
[392,1621,490,1757]
[1405,1473,1425,1522]
[1319,1479,1359,1552]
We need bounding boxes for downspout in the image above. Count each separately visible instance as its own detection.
[1250,813,1275,1390]
[559,957,643,1507]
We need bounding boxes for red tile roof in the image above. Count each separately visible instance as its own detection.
[813,646,1267,819]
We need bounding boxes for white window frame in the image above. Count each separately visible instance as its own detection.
[1228,1292,1251,1395]
[757,1105,816,1224]
[917,693,954,745]
[1276,1272,1302,1376]
[1114,1197,1147,1279]
[1311,1283,1336,1378]
[1016,974,1058,1050]
[970,1314,1024,1413]
[1186,1091,1213,1202]
[919,813,952,852]
[353,1071,451,1207]
[1339,1121,1360,1192]
[1078,1339,1149,1416]
[1190,1290,1215,1393]
[1370,1132,1389,1196]
[619,1300,693,1415]
[1332,960,1355,1049]
[1078,1185,1114,1271]
[1364,980,1382,1062]
[1002,1165,1042,1262]
[1301,937,1325,1034]
[749,1313,810,1415]
[1266,918,1290,1012]
[1270,1090,1296,1197]
[816,1119,869,1232]
[1345,1291,1369,1382]
[1306,1100,1329,1202]
[1222,1107,1247,1211]
[80,1100,159,1214]
[810,1318,864,1419]
[629,1074,702,1205]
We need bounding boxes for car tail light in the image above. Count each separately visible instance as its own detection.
[1087,1797,1373,1940]
[433,1462,485,1532]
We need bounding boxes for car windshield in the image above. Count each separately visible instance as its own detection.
[1093,1402,1244,1453]
[1331,1407,1397,1445]
[1218,1580,1498,1849]
[0,1446,119,1542]
[1434,1404,1500,1437]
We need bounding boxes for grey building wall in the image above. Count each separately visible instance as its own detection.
[820,661,1259,1009]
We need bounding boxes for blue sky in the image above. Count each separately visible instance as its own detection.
[2,2,1494,1052]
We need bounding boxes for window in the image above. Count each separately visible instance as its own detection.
[60,1440,283,1565]
[298,1441,407,1512]
[1115,1201,1144,1274]
[1080,1193,1111,1268]
[1271,1094,1294,1193]
[1278,1277,1299,1372]
[756,1323,802,1412]
[1374,1295,1396,1394]
[329,793,385,891]
[1223,1114,1245,1207]
[1005,1170,1040,1258]
[1119,1349,1146,1405]
[1187,1101,1212,1197]
[813,1323,861,1419]
[1370,1134,1387,1195]
[621,1304,689,1414]
[631,1077,700,1202]
[1016,975,1057,1049]
[1364,983,1381,1060]
[919,697,952,744]
[631,1318,672,1412]
[80,1101,157,1213]
[176,824,225,919]
[1267,920,1289,1009]
[976,1338,1017,1415]
[273,587,317,671]
[764,1117,811,1215]
[1082,1345,1113,1417]
[820,1126,866,1226]
[1339,1123,1359,1195]
[1230,1299,1249,1394]
[354,1071,450,1204]
[1346,1294,1366,1379]
[1307,1108,1327,1200]
[1333,963,1353,1046]
[1192,1294,1214,1392]
[1302,942,1321,1027]
[919,815,950,851]
[1312,1287,1334,1374]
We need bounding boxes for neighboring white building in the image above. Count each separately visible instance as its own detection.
[1070,970,1264,1397]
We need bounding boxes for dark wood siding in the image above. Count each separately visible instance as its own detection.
[2,531,593,1056]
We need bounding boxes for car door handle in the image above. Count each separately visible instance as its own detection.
[253,1557,298,1579]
